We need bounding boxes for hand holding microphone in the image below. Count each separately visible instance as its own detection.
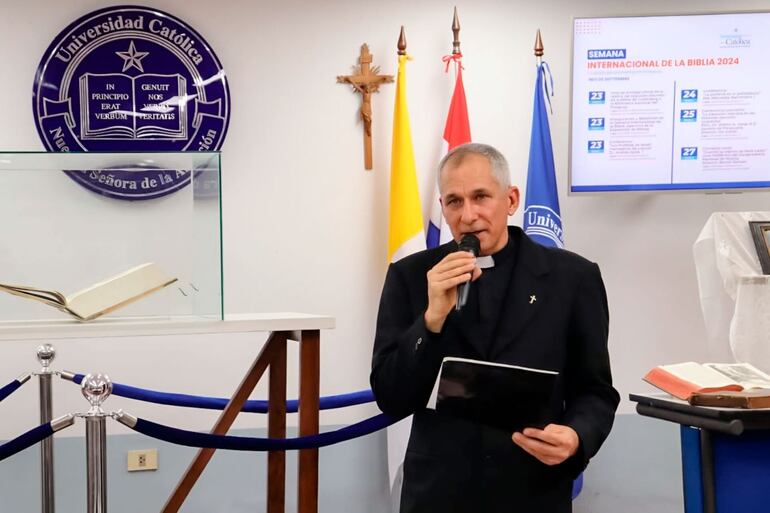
[424,234,482,333]
[455,234,481,312]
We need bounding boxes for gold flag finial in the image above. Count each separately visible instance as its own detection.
[398,26,407,55]
[534,29,544,57]
[452,7,461,55]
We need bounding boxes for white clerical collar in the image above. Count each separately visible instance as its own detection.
[477,255,495,269]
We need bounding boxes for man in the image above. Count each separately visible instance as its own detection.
[370,143,619,512]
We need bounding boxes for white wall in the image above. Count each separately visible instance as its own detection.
[1,0,769,445]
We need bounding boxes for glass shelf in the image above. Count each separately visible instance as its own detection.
[0,152,222,323]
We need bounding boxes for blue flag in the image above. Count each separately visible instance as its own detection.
[523,62,563,248]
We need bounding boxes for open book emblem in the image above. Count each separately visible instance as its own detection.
[32,6,231,200]
[79,71,192,141]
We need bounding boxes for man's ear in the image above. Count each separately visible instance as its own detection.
[508,186,520,216]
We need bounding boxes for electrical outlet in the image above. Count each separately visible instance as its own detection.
[127,449,158,472]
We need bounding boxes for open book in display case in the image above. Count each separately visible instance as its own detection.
[0,151,222,325]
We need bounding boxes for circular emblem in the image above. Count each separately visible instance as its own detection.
[32,5,230,200]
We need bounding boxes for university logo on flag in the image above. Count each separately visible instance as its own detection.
[524,205,564,248]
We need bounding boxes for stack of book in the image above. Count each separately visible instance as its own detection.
[643,361,770,408]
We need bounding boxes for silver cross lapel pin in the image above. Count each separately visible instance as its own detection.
[529,295,537,304]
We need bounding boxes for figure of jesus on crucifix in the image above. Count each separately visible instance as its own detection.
[337,44,393,170]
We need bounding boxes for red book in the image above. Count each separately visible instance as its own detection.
[644,362,770,401]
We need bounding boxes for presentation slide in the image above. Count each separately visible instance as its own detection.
[570,13,770,192]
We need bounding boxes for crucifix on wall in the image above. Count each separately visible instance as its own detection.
[337,44,393,170]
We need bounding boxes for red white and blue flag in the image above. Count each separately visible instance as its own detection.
[427,54,471,248]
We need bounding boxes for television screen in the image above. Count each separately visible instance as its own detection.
[570,12,770,192]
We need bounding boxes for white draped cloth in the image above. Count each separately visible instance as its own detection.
[693,212,770,372]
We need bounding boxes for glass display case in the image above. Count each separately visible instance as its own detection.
[0,152,222,323]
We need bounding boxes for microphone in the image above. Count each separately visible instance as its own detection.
[455,234,480,312]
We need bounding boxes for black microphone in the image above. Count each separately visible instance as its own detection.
[455,234,480,312]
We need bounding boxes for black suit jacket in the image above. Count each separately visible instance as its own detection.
[370,227,619,513]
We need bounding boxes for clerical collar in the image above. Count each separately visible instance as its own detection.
[477,255,495,269]
[476,236,515,269]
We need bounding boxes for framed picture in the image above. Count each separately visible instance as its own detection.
[749,221,770,275]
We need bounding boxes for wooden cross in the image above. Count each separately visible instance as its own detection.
[337,44,393,170]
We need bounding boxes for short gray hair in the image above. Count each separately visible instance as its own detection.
[437,143,511,194]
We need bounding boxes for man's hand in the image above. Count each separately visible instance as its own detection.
[424,251,481,333]
[511,424,579,466]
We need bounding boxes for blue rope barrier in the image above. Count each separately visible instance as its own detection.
[572,472,583,500]
[0,423,54,462]
[70,374,374,413]
[125,413,396,451]
[0,380,22,403]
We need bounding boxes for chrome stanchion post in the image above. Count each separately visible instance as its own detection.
[37,344,56,513]
[81,373,112,513]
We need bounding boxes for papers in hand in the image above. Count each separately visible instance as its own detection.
[430,357,558,433]
[643,361,770,400]
[0,263,177,321]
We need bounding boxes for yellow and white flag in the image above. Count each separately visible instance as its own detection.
[388,54,425,263]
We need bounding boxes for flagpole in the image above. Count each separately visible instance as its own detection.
[449,7,461,81]
[386,22,427,492]
[534,29,544,64]
[452,7,461,56]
